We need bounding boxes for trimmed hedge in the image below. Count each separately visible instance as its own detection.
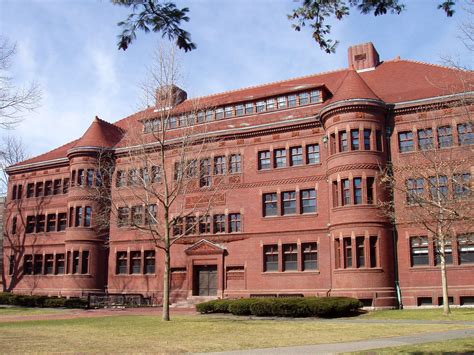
[196,297,362,318]
[0,292,88,309]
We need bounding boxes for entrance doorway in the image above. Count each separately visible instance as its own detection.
[193,265,217,296]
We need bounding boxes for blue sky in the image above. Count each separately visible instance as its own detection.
[0,0,471,160]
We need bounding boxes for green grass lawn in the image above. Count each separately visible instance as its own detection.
[362,308,474,322]
[364,336,474,353]
[0,315,472,353]
[0,306,68,317]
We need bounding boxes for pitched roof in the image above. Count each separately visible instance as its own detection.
[72,116,124,149]
[10,53,473,171]
[328,69,380,103]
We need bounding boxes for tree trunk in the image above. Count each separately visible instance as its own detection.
[439,239,450,316]
[162,246,171,321]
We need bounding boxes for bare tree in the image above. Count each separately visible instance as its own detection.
[95,44,228,321]
[380,102,474,316]
[0,36,41,128]
[0,135,28,194]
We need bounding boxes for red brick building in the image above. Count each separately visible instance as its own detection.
[3,43,473,308]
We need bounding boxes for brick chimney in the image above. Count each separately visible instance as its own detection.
[155,85,187,109]
[348,42,380,71]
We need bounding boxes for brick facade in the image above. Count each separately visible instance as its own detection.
[3,43,473,308]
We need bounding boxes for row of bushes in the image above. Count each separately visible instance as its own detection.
[0,292,89,309]
[196,297,362,318]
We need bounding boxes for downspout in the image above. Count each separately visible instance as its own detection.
[386,120,403,309]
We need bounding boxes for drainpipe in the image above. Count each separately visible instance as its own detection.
[386,121,403,309]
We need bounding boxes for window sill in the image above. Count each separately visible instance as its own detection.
[262,270,320,275]
[410,264,474,271]
[331,204,376,211]
[327,150,383,161]
[261,213,318,220]
[115,274,156,277]
[334,267,383,274]
[257,163,322,173]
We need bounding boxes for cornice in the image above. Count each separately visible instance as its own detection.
[326,163,381,176]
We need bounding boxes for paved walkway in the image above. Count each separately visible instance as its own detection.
[204,328,474,354]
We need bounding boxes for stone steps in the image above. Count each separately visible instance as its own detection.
[170,296,218,308]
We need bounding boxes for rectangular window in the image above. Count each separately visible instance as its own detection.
[185,216,196,235]
[86,169,94,187]
[458,234,474,264]
[283,244,297,271]
[256,101,265,112]
[205,110,214,122]
[116,170,125,187]
[343,238,352,268]
[363,129,371,150]
[186,160,197,178]
[23,255,33,275]
[178,115,186,127]
[353,178,362,205]
[290,146,303,166]
[77,169,85,186]
[258,151,271,170]
[266,98,275,110]
[214,156,226,175]
[130,251,141,274]
[145,204,157,225]
[342,238,352,268]
[197,111,205,123]
[34,254,43,275]
[35,182,44,197]
[370,236,377,267]
[277,96,287,109]
[288,94,297,107]
[310,90,321,103]
[12,185,17,200]
[274,148,286,168]
[453,173,471,198]
[429,176,448,201]
[16,184,23,199]
[151,166,161,183]
[356,237,365,267]
[81,251,89,274]
[44,181,53,196]
[418,128,433,150]
[245,103,254,114]
[299,92,309,105]
[410,236,429,266]
[116,252,128,274]
[264,245,278,272]
[339,131,348,152]
[36,214,45,233]
[330,133,336,155]
[84,206,92,227]
[235,105,244,116]
[26,216,35,233]
[213,214,226,233]
[437,126,453,148]
[187,114,196,126]
[215,108,224,120]
[342,179,350,206]
[69,207,74,228]
[26,183,34,198]
[167,116,177,129]
[302,242,317,270]
[45,254,54,275]
[398,131,414,152]
[55,254,65,274]
[229,213,241,233]
[128,169,138,186]
[263,193,278,217]
[72,251,79,274]
[62,178,69,194]
[199,158,211,187]
[75,207,83,227]
[351,129,359,150]
[46,214,56,232]
[53,179,62,195]
[117,207,129,227]
[457,123,473,145]
[224,106,233,118]
[55,213,66,232]
[334,239,341,269]
[11,216,17,234]
[367,177,375,204]
[332,181,339,208]
[173,217,183,236]
[281,191,296,215]
[407,178,424,205]
[435,240,453,265]
[131,205,143,226]
[301,189,316,214]
[306,144,320,164]
[144,251,155,274]
[229,154,241,173]
[199,215,211,234]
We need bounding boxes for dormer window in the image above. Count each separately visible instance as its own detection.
[215,108,224,120]
[266,99,276,111]
[310,90,321,103]
[205,110,214,122]
[224,106,233,118]
[245,103,254,114]
[299,92,309,105]
[256,101,265,113]
[235,105,244,116]
[277,96,287,109]
[288,95,297,107]
[197,111,205,123]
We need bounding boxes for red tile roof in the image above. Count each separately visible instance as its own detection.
[10,54,473,170]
